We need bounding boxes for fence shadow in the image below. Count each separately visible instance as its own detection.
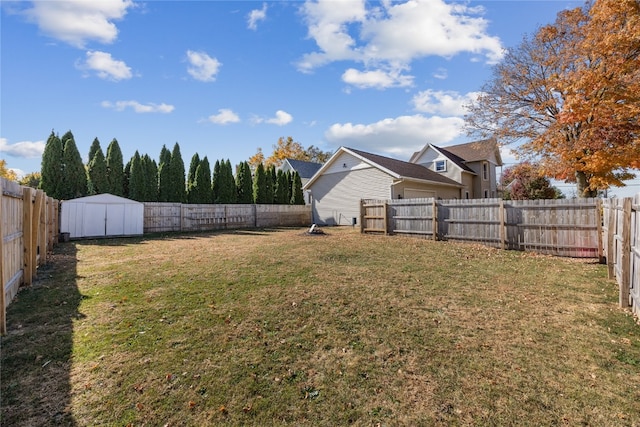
[0,242,82,426]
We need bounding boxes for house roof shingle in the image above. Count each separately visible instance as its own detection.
[284,158,323,179]
[430,145,475,173]
[348,148,461,187]
[442,138,502,165]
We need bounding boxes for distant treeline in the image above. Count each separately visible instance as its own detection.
[39,130,305,205]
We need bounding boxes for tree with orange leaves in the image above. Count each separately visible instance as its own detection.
[0,159,17,181]
[248,137,333,171]
[466,0,640,197]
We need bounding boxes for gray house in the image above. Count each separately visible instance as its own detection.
[304,139,502,226]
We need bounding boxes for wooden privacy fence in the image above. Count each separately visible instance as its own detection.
[144,203,312,233]
[602,195,640,318]
[0,177,58,335]
[361,197,601,258]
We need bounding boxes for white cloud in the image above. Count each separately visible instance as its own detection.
[297,0,503,89]
[206,109,240,125]
[412,90,481,116]
[342,68,413,89]
[254,110,293,126]
[247,3,268,30]
[325,114,464,158]
[433,67,448,80]
[78,50,132,81]
[297,0,368,71]
[101,100,175,113]
[23,0,134,48]
[186,50,221,82]
[0,137,46,158]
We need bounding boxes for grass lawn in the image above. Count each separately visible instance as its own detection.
[2,227,640,426]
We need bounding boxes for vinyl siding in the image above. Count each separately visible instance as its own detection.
[392,181,461,200]
[309,156,394,225]
[412,149,463,183]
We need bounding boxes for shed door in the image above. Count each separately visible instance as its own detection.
[106,204,125,236]
[83,204,107,237]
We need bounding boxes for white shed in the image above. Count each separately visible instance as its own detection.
[60,194,144,239]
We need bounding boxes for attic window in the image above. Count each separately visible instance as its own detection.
[435,160,446,172]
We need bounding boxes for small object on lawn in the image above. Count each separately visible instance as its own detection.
[306,224,326,235]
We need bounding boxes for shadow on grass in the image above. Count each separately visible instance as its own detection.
[1,242,82,426]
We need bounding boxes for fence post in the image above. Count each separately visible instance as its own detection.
[607,200,616,279]
[432,199,438,241]
[31,190,44,273]
[359,200,364,233]
[36,190,46,267]
[0,180,5,335]
[620,197,632,308]
[499,199,506,250]
[596,199,605,264]
[23,187,34,287]
[383,201,388,235]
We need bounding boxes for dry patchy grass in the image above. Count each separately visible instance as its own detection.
[2,227,640,426]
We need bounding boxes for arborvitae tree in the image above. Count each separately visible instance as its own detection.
[187,153,200,191]
[60,131,88,199]
[285,170,293,204]
[253,163,268,204]
[157,145,172,202]
[219,159,236,203]
[39,131,64,199]
[264,165,275,204]
[167,143,186,202]
[211,160,222,203]
[106,138,124,196]
[123,160,131,198]
[236,161,253,203]
[128,151,143,201]
[275,169,288,204]
[87,147,108,195]
[200,157,213,203]
[141,154,158,202]
[189,157,212,204]
[88,138,102,164]
[291,171,305,205]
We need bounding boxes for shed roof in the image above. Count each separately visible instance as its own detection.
[62,193,143,205]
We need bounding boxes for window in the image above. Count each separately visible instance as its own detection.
[482,162,489,180]
[435,160,446,172]
[484,190,489,198]
[465,191,469,199]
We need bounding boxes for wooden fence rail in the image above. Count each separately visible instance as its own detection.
[0,178,58,335]
[144,203,312,233]
[362,196,640,316]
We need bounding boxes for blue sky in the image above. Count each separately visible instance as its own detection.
[1,0,638,197]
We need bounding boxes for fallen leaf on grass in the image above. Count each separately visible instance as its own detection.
[133,383,144,393]
[136,402,144,411]
[219,405,228,415]
[188,401,196,409]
